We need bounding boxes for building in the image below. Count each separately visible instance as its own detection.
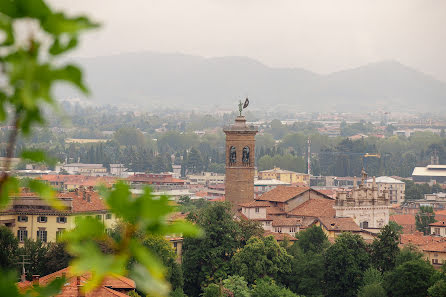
[430,221,446,237]
[334,171,390,229]
[126,173,186,190]
[390,214,416,234]
[187,172,225,185]
[313,217,375,242]
[254,179,290,195]
[0,187,116,244]
[109,163,127,176]
[404,193,446,211]
[365,176,405,204]
[38,175,117,191]
[224,115,258,209]
[421,242,446,267]
[413,165,446,183]
[57,163,107,176]
[258,167,310,185]
[18,267,136,296]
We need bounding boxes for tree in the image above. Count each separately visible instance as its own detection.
[395,245,424,267]
[187,147,203,173]
[237,219,264,247]
[182,203,241,296]
[19,239,48,280]
[294,225,329,253]
[371,223,401,272]
[384,259,435,297]
[428,279,446,297]
[324,233,370,297]
[0,226,19,270]
[358,268,387,297]
[251,277,298,297]
[143,236,183,291]
[222,275,250,297]
[43,242,71,276]
[416,206,436,235]
[113,127,146,147]
[231,236,292,285]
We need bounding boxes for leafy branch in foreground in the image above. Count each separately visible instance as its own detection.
[61,182,200,296]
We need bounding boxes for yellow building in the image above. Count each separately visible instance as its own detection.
[421,242,446,268]
[258,167,310,185]
[0,187,116,244]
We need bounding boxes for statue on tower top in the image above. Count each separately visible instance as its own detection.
[238,97,249,116]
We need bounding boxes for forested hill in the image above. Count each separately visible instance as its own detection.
[57,52,446,112]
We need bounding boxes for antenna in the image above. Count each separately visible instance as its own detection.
[17,254,31,282]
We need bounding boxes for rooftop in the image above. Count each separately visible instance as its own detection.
[366,176,404,184]
[413,167,446,177]
[257,186,310,202]
[317,217,361,232]
[239,200,272,208]
[288,198,336,218]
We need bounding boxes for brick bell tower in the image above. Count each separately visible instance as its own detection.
[224,106,258,210]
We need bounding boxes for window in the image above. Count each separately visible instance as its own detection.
[17,229,27,242]
[37,216,47,223]
[242,146,250,164]
[57,216,67,223]
[96,215,102,220]
[106,213,112,220]
[17,216,28,222]
[290,227,296,233]
[360,221,369,229]
[56,229,65,240]
[432,259,439,264]
[265,221,271,226]
[229,146,236,164]
[435,228,441,235]
[275,227,282,233]
[37,230,47,242]
[255,207,260,213]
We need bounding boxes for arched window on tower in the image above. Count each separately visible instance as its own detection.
[229,146,236,164]
[242,146,250,165]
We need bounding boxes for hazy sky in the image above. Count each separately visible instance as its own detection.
[49,0,446,81]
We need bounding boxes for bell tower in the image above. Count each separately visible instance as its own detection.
[224,115,258,209]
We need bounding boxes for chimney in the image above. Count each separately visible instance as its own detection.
[32,275,40,286]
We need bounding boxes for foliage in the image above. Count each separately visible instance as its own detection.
[371,223,401,272]
[384,259,435,297]
[114,127,147,147]
[201,284,221,297]
[178,196,209,214]
[182,202,241,297]
[231,236,292,285]
[222,275,250,297]
[61,182,199,296]
[43,242,72,276]
[19,239,48,280]
[236,219,264,247]
[428,279,446,297]
[294,225,329,253]
[323,232,370,297]
[416,206,436,235]
[395,245,424,267]
[358,283,387,297]
[251,277,299,297]
[0,226,19,270]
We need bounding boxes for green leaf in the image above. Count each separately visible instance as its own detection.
[105,182,136,223]
[52,64,88,94]
[0,14,14,46]
[42,13,99,35]
[0,269,20,297]
[61,216,106,242]
[20,149,56,166]
[68,241,128,292]
[164,220,202,237]
[49,36,78,56]
[129,239,165,279]
[129,263,170,297]
[27,179,66,210]
[0,176,19,210]
[30,276,65,297]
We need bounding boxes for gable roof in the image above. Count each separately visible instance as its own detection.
[400,232,445,246]
[430,221,446,227]
[421,241,446,253]
[390,214,416,225]
[288,198,336,218]
[239,200,272,208]
[272,217,300,227]
[257,186,310,202]
[318,217,361,232]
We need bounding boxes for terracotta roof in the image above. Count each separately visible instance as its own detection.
[18,267,135,297]
[318,217,361,231]
[288,198,335,218]
[272,217,299,227]
[421,241,446,253]
[400,232,445,246]
[71,190,108,213]
[390,214,416,226]
[264,231,297,241]
[257,186,310,202]
[239,200,271,208]
[266,206,286,215]
[436,210,446,216]
[209,196,225,202]
[430,221,446,227]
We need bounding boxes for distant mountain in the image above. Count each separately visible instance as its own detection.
[57,52,446,112]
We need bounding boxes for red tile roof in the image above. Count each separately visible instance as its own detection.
[257,186,310,202]
[400,232,445,246]
[390,214,416,225]
[239,200,271,208]
[421,241,446,253]
[266,206,286,215]
[272,217,299,227]
[209,196,225,202]
[18,267,135,297]
[264,231,297,241]
[288,198,336,218]
[318,217,361,232]
[430,221,446,227]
